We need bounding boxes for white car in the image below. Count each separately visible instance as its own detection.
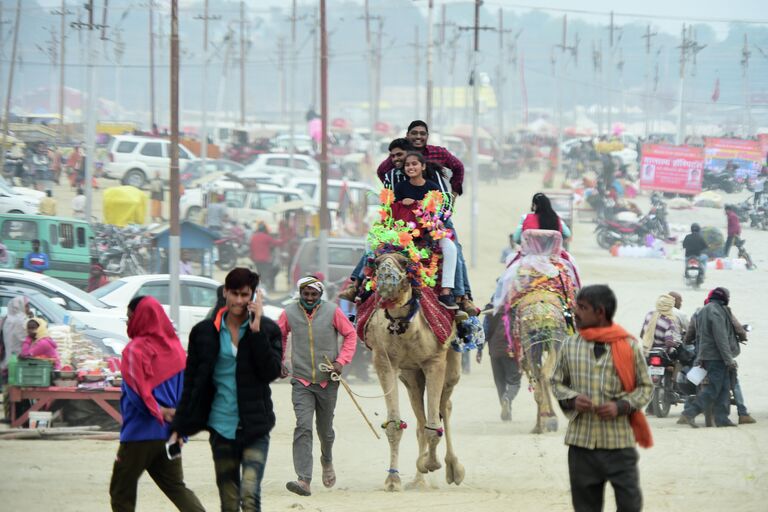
[287,177,379,223]
[270,135,315,154]
[0,269,127,336]
[180,182,310,231]
[0,176,45,201]
[0,179,40,214]
[92,274,283,348]
[243,153,320,180]
[104,135,197,188]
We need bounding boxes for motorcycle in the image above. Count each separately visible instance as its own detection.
[646,345,698,418]
[214,222,249,270]
[749,205,768,230]
[729,201,753,224]
[594,213,662,249]
[703,171,739,193]
[684,257,704,289]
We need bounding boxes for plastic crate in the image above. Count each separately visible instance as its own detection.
[12,359,53,387]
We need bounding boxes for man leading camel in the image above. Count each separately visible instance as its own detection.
[279,276,357,496]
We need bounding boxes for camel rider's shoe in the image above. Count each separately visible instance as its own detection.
[286,479,311,496]
[454,310,469,323]
[438,294,459,310]
[338,279,358,302]
[739,414,757,424]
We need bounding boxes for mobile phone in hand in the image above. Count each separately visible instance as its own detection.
[250,289,259,321]
[166,441,182,460]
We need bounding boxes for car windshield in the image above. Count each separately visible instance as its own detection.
[26,292,88,329]
[42,276,114,308]
[91,279,127,298]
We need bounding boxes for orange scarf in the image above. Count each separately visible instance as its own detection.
[579,324,653,449]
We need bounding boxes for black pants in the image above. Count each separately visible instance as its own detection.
[724,235,740,257]
[568,446,642,512]
[109,439,204,512]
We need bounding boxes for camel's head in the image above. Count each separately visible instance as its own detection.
[374,252,411,305]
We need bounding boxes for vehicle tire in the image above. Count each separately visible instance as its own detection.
[8,209,23,214]
[651,387,671,418]
[122,168,147,188]
[596,230,615,250]
[186,205,203,222]
[216,244,237,270]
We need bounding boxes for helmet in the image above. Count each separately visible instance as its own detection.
[691,223,701,233]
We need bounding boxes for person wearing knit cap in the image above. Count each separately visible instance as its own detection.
[552,284,653,512]
[278,275,357,497]
[678,287,741,428]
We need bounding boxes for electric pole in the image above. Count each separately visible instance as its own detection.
[239,0,246,126]
[742,33,753,135]
[495,8,515,162]
[592,40,603,135]
[195,0,220,170]
[287,0,305,170]
[641,25,657,137]
[149,0,155,130]
[411,26,421,116]
[426,0,434,127]
[554,15,577,176]
[169,0,180,324]
[52,2,73,143]
[676,24,688,144]
[277,36,286,119]
[319,0,329,278]
[605,11,618,133]
[361,0,381,173]
[71,1,107,222]
[0,0,21,176]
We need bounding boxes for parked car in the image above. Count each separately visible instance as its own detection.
[0,284,128,355]
[0,179,39,214]
[0,175,45,201]
[0,269,126,335]
[289,237,366,285]
[270,134,315,154]
[181,159,244,187]
[286,177,379,226]
[0,214,94,288]
[180,183,310,231]
[104,135,197,188]
[91,274,283,348]
[244,153,320,178]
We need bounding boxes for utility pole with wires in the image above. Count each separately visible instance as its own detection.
[426,0,434,127]
[319,0,329,279]
[605,11,619,133]
[194,0,220,172]
[741,33,753,135]
[457,0,494,268]
[592,40,603,134]
[675,25,705,144]
[361,0,381,172]
[276,36,287,119]
[495,8,515,160]
[554,15,577,176]
[51,1,73,143]
[169,0,180,325]
[287,0,306,171]
[410,26,421,117]
[435,4,452,126]
[0,2,9,107]
[0,0,21,176]
[239,0,246,126]
[148,0,156,130]
[641,24,657,137]
[37,28,59,123]
[71,1,108,223]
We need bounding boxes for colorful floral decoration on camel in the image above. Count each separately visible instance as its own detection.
[364,188,453,291]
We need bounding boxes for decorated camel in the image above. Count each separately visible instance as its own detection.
[355,188,467,491]
[494,229,578,433]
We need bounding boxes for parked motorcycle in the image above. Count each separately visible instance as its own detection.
[214,222,249,270]
[703,170,741,193]
[646,345,698,418]
[684,257,704,289]
[749,205,768,230]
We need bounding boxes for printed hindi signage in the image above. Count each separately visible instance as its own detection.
[639,144,704,195]
[704,138,763,179]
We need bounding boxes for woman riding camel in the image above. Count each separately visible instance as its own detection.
[392,151,459,310]
[513,192,571,243]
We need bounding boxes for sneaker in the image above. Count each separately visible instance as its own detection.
[676,414,699,428]
[738,415,757,425]
[438,294,459,310]
[338,280,358,302]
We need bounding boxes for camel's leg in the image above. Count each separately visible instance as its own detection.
[538,343,559,432]
[373,348,403,492]
[400,369,429,489]
[520,339,544,434]
[421,353,448,473]
[442,350,465,485]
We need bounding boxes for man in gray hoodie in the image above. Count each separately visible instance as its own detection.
[678,287,740,428]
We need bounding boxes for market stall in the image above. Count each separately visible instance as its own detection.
[8,386,121,429]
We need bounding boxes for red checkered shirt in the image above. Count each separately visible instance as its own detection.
[377,144,465,195]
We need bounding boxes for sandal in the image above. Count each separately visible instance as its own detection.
[322,463,336,488]
[286,479,311,496]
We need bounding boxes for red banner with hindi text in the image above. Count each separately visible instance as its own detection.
[639,144,705,195]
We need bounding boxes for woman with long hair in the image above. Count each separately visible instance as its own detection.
[513,192,571,243]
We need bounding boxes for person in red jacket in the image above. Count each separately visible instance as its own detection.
[724,205,742,257]
[250,223,282,291]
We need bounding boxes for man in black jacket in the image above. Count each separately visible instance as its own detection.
[170,268,283,511]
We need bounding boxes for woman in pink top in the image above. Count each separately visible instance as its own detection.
[20,318,61,369]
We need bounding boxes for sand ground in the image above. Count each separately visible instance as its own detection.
[1,170,767,511]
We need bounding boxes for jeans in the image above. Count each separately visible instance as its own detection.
[109,440,204,512]
[568,446,642,512]
[730,370,749,417]
[210,429,271,512]
[682,360,731,425]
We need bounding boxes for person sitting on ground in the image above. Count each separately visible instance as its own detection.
[391,151,459,310]
[639,294,682,354]
[20,318,61,369]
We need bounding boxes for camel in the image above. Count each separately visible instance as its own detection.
[363,252,464,492]
[498,229,578,434]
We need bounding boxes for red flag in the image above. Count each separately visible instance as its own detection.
[711,77,720,103]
